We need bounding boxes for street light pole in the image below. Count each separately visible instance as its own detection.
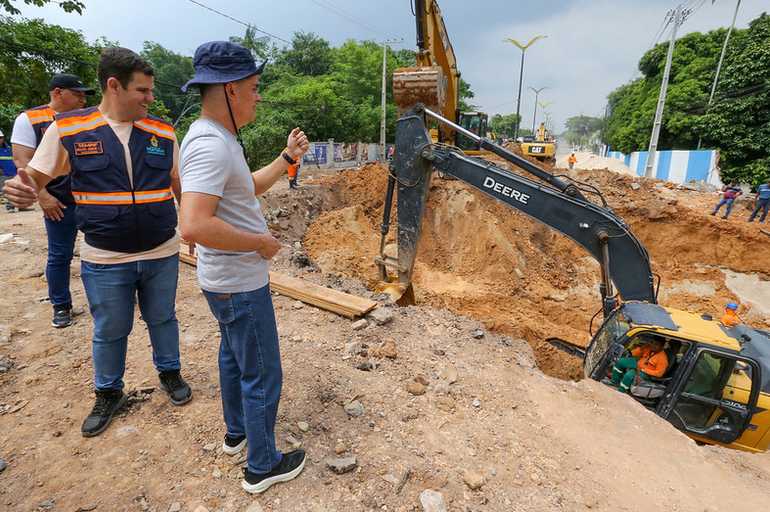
[379,38,401,161]
[504,35,547,140]
[529,86,548,133]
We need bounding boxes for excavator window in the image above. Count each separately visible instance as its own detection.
[667,350,758,444]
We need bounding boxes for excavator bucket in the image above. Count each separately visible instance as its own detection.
[392,66,446,112]
[374,108,435,306]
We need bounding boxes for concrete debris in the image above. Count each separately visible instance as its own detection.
[351,319,368,331]
[325,456,357,474]
[462,469,485,490]
[419,489,448,512]
[368,307,394,326]
[344,400,365,417]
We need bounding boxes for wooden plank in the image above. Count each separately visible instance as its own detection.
[177,241,376,318]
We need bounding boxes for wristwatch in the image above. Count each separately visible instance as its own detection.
[282,151,297,165]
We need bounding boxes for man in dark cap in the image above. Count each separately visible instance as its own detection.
[10,73,94,327]
[178,41,309,494]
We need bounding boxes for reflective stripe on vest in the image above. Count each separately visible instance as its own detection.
[71,187,174,205]
[57,110,109,137]
[133,119,174,141]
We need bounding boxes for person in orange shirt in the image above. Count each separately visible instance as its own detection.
[287,161,299,189]
[611,337,669,393]
[721,302,741,327]
[568,153,577,170]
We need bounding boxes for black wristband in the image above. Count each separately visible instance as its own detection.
[282,151,297,165]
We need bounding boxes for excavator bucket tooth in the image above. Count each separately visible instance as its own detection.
[393,66,446,112]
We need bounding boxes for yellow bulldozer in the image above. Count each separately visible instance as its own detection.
[520,122,557,163]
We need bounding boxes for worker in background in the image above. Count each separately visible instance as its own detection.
[748,179,770,223]
[611,338,669,393]
[710,182,742,219]
[3,48,192,437]
[287,160,299,189]
[9,73,94,326]
[568,152,577,170]
[0,130,16,212]
[178,41,309,494]
[721,302,742,327]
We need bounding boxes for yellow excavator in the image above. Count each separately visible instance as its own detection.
[520,122,557,163]
[392,0,488,153]
[376,1,770,454]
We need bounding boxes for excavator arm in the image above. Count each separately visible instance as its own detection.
[376,106,656,314]
[393,0,459,142]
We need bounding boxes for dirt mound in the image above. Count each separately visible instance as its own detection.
[305,162,770,379]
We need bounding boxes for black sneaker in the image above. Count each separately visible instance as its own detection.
[51,305,73,328]
[242,449,306,494]
[81,389,127,437]
[222,434,247,455]
[158,370,192,406]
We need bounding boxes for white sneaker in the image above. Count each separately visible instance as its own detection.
[222,434,247,455]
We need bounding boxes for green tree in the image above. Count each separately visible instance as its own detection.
[140,41,195,121]
[489,113,521,139]
[276,32,333,77]
[0,16,100,133]
[1,0,84,15]
[563,115,603,148]
[604,13,770,184]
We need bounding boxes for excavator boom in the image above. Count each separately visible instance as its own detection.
[377,106,656,311]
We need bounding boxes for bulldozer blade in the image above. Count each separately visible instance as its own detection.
[393,66,445,112]
[545,337,586,358]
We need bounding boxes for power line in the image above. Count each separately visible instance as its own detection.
[308,0,392,39]
[184,0,292,44]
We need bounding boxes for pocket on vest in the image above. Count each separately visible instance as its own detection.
[75,205,120,237]
[75,154,110,172]
[144,200,178,231]
[144,153,171,171]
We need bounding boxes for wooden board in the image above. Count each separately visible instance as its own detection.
[178,240,376,318]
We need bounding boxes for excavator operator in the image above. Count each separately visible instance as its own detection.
[611,337,669,393]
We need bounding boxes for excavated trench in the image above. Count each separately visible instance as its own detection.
[295,162,770,380]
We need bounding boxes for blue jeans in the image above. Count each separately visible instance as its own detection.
[81,254,180,391]
[749,198,769,223]
[203,285,283,474]
[712,197,735,217]
[44,205,78,308]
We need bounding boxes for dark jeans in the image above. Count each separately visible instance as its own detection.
[203,285,283,474]
[712,197,735,217]
[748,198,769,223]
[43,205,78,308]
[81,254,181,391]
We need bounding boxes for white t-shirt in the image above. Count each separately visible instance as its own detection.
[10,111,41,149]
[27,110,180,264]
[179,118,269,293]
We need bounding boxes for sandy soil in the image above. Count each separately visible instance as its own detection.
[1,161,770,512]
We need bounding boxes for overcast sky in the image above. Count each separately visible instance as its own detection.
[12,0,768,131]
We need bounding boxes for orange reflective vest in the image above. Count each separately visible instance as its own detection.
[57,107,177,253]
[26,105,74,205]
[631,345,669,378]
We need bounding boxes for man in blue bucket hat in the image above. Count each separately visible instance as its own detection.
[178,41,310,494]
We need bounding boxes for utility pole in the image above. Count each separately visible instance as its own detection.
[504,35,547,140]
[644,3,684,178]
[697,0,741,149]
[379,42,388,162]
[529,86,548,133]
[379,38,402,162]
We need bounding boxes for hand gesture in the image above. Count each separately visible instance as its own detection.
[39,189,66,221]
[286,127,310,161]
[255,233,281,260]
[3,169,38,209]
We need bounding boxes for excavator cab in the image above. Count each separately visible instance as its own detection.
[584,302,769,451]
[456,111,488,151]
